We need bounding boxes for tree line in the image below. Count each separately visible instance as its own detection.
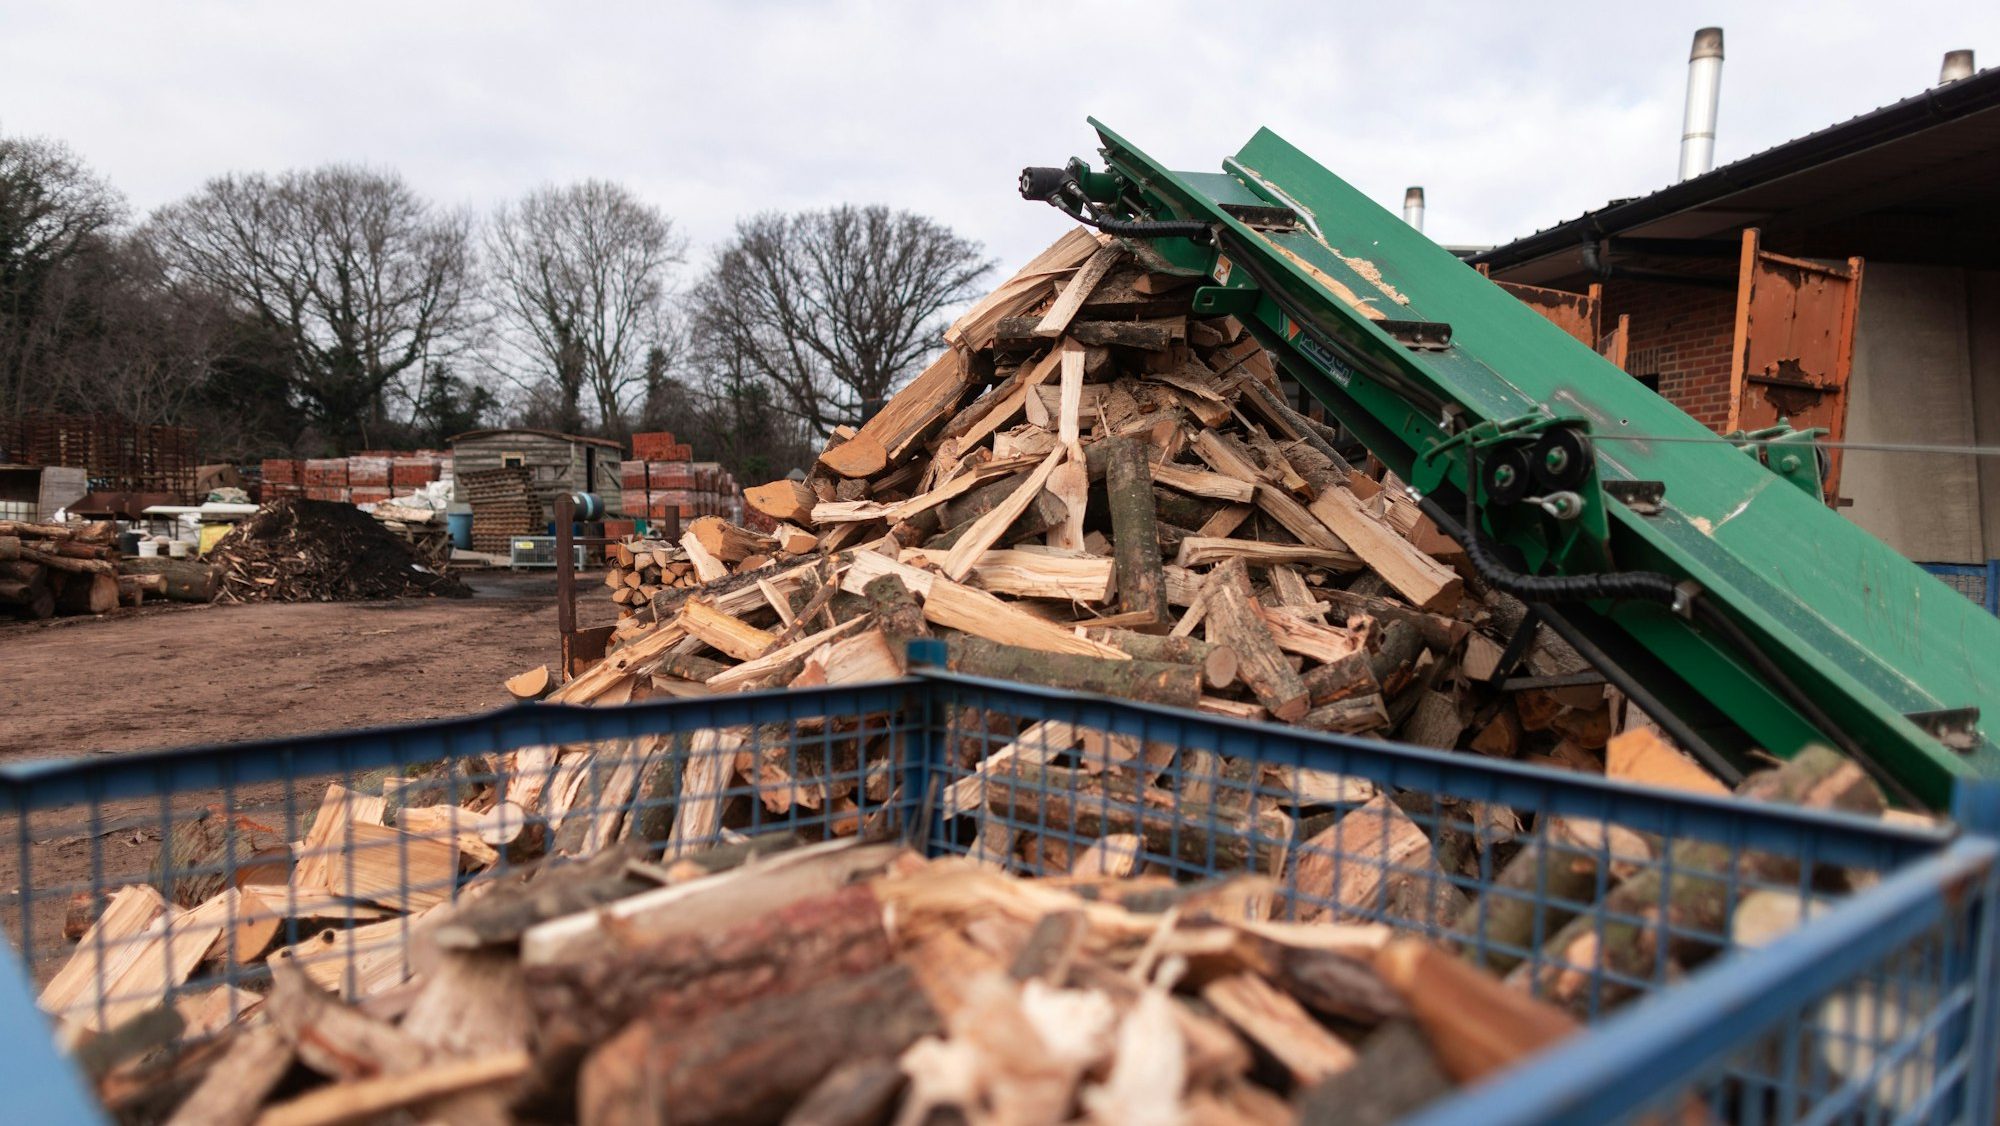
[0,132,993,484]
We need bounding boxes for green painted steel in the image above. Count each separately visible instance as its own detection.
[1073,118,2000,807]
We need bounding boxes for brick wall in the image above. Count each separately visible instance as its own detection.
[1604,279,1738,431]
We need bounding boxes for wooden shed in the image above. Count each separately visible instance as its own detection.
[448,428,625,522]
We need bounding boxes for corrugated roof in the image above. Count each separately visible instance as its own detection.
[1472,65,2000,274]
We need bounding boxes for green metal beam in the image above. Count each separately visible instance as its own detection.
[1075,119,2000,809]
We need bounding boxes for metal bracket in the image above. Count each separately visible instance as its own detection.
[1604,479,1667,514]
[1218,202,1303,231]
[1379,319,1453,351]
[1907,707,1983,755]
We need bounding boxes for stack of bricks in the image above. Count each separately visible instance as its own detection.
[347,455,392,506]
[287,451,454,506]
[303,458,349,502]
[620,432,742,526]
[260,459,305,501]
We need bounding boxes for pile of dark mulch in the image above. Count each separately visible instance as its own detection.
[210,497,472,602]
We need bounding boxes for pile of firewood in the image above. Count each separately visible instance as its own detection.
[210,497,470,603]
[87,836,1592,1126]
[1,519,212,620]
[602,522,814,609]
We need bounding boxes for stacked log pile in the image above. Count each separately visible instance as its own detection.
[210,497,471,602]
[1,519,208,619]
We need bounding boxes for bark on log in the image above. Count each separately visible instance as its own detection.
[981,762,1283,872]
[576,962,941,1126]
[1081,627,1239,689]
[861,574,927,644]
[119,557,219,602]
[1104,436,1170,629]
[1293,1019,1452,1126]
[945,635,1201,708]
[528,883,893,1093]
[54,570,119,614]
[1203,559,1309,721]
[1515,747,1883,1010]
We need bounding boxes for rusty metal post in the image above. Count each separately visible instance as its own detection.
[556,491,576,678]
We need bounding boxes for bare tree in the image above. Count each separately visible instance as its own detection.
[145,166,473,451]
[485,181,684,437]
[688,205,990,437]
[0,133,125,415]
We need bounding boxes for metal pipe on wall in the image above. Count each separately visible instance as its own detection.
[1678,27,1725,181]
[1940,49,1975,84]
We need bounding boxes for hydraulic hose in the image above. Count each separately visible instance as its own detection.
[1453,445,1682,608]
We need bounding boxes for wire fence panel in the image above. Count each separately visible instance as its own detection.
[1,670,1994,1124]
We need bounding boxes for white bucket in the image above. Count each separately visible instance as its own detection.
[137,540,160,558]
[167,541,190,559]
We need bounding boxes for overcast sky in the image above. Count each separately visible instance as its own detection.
[5,1,1998,276]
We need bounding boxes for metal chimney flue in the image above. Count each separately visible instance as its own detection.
[1940,49,1975,84]
[1678,27,1725,181]
[1403,187,1425,232]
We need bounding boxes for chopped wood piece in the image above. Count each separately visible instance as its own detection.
[840,551,1127,659]
[1175,537,1360,570]
[688,515,777,563]
[1152,461,1256,503]
[1202,560,1309,722]
[505,664,553,701]
[1294,1020,1452,1126]
[679,529,729,583]
[1201,972,1356,1084]
[1605,726,1727,795]
[1103,436,1170,629]
[1291,796,1448,924]
[747,479,818,524]
[942,445,1066,581]
[1034,244,1126,338]
[257,1050,530,1126]
[946,636,1199,708]
[901,547,1114,602]
[1374,939,1577,1083]
[1309,486,1463,613]
[678,597,779,662]
[577,962,940,1126]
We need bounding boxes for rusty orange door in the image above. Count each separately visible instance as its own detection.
[1728,228,1863,501]
[1492,279,1602,349]
[1598,313,1630,371]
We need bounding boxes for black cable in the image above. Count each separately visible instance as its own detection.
[1453,445,1682,607]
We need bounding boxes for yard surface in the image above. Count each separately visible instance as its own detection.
[0,570,623,977]
[1,570,615,761]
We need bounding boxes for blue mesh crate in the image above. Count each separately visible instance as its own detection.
[2,665,1995,1124]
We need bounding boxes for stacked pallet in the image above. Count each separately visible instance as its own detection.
[462,467,539,555]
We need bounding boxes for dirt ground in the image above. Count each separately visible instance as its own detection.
[0,570,623,978]
[2,570,617,761]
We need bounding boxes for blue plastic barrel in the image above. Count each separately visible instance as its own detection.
[447,511,473,551]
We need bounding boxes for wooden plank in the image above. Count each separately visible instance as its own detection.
[1308,486,1463,613]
